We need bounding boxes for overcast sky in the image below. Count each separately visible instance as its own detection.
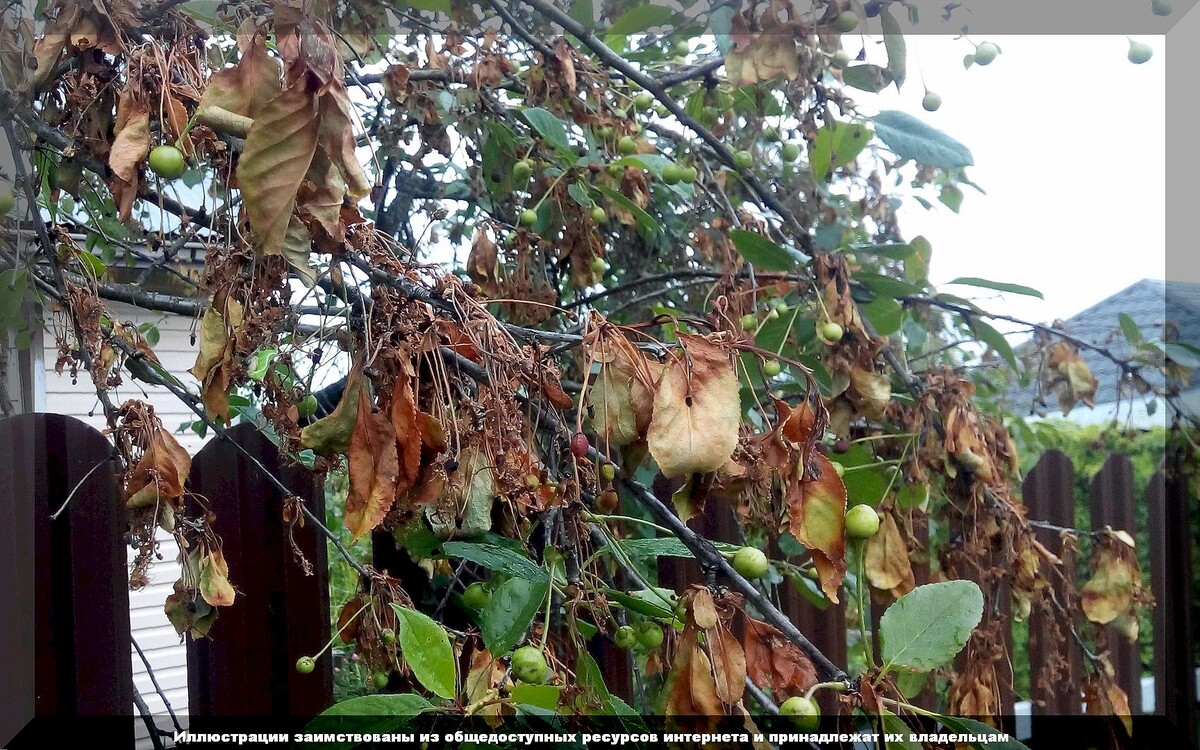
[851,34,1167,334]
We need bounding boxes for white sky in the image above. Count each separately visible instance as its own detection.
[851,34,1167,333]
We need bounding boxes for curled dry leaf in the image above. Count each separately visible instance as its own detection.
[425,444,495,539]
[465,648,506,726]
[188,299,245,424]
[589,336,659,448]
[1083,668,1133,737]
[125,427,192,509]
[199,548,236,607]
[865,508,916,597]
[237,75,321,257]
[301,356,364,455]
[1081,528,1148,641]
[786,452,847,602]
[345,389,400,542]
[647,334,741,478]
[195,26,283,123]
[390,374,423,501]
[1045,341,1099,415]
[743,617,817,696]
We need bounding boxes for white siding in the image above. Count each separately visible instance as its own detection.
[41,301,205,736]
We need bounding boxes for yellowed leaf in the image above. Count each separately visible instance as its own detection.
[647,334,740,478]
[865,509,915,596]
[237,77,320,256]
[345,392,400,542]
[125,427,192,509]
[199,549,236,607]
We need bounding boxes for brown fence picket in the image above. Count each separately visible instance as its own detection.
[0,413,132,746]
[1024,449,1083,715]
[185,422,331,717]
[1147,463,1196,736]
[1089,453,1143,713]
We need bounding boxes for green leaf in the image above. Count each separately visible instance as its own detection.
[946,277,1044,299]
[842,64,892,93]
[872,110,974,168]
[247,348,277,382]
[441,541,548,581]
[568,0,593,29]
[522,107,573,154]
[1118,312,1143,345]
[314,693,433,717]
[730,229,804,270]
[1165,342,1200,368]
[879,707,922,749]
[935,714,1032,750]
[401,0,450,14]
[596,184,661,236]
[938,184,964,213]
[138,323,160,347]
[482,122,517,199]
[810,120,874,182]
[605,537,739,559]
[390,605,456,700]
[480,577,548,656]
[853,243,914,260]
[604,587,676,619]
[567,180,595,208]
[307,693,433,747]
[606,5,675,35]
[880,7,906,89]
[862,296,904,337]
[879,580,984,673]
[511,684,561,711]
[856,272,924,298]
[969,318,1020,373]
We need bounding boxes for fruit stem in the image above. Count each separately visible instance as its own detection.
[532,171,570,213]
[586,512,674,536]
[315,600,372,659]
[854,539,876,670]
[804,680,850,700]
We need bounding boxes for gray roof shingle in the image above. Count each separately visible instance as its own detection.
[1003,279,1200,415]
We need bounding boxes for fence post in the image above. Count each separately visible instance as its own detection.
[1147,462,1196,736]
[1024,449,1083,716]
[1089,453,1143,713]
[185,422,331,717]
[0,413,133,746]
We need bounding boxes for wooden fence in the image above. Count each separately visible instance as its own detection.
[0,413,1195,744]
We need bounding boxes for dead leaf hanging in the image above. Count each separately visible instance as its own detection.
[647,334,741,478]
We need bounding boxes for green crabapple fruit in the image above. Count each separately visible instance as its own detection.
[634,92,654,109]
[1128,41,1153,65]
[732,547,770,579]
[512,646,550,684]
[636,622,664,649]
[600,462,616,482]
[590,206,607,223]
[845,504,881,539]
[835,11,859,32]
[779,695,821,730]
[781,143,801,162]
[740,313,758,332]
[733,150,753,169]
[589,255,607,276]
[296,394,319,418]
[520,209,538,227]
[973,42,999,65]
[821,321,844,343]
[762,360,782,377]
[295,656,316,674]
[462,582,492,610]
[381,627,397,645]
[662,163,684,185]
[679,165,698,183]
[0,186,14,215]
[832,49,851,68]
[922,91,942,112]
[618,136,638,155]
[372,670,390,689]
[614,625,638,649]
[148,145,187,180]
